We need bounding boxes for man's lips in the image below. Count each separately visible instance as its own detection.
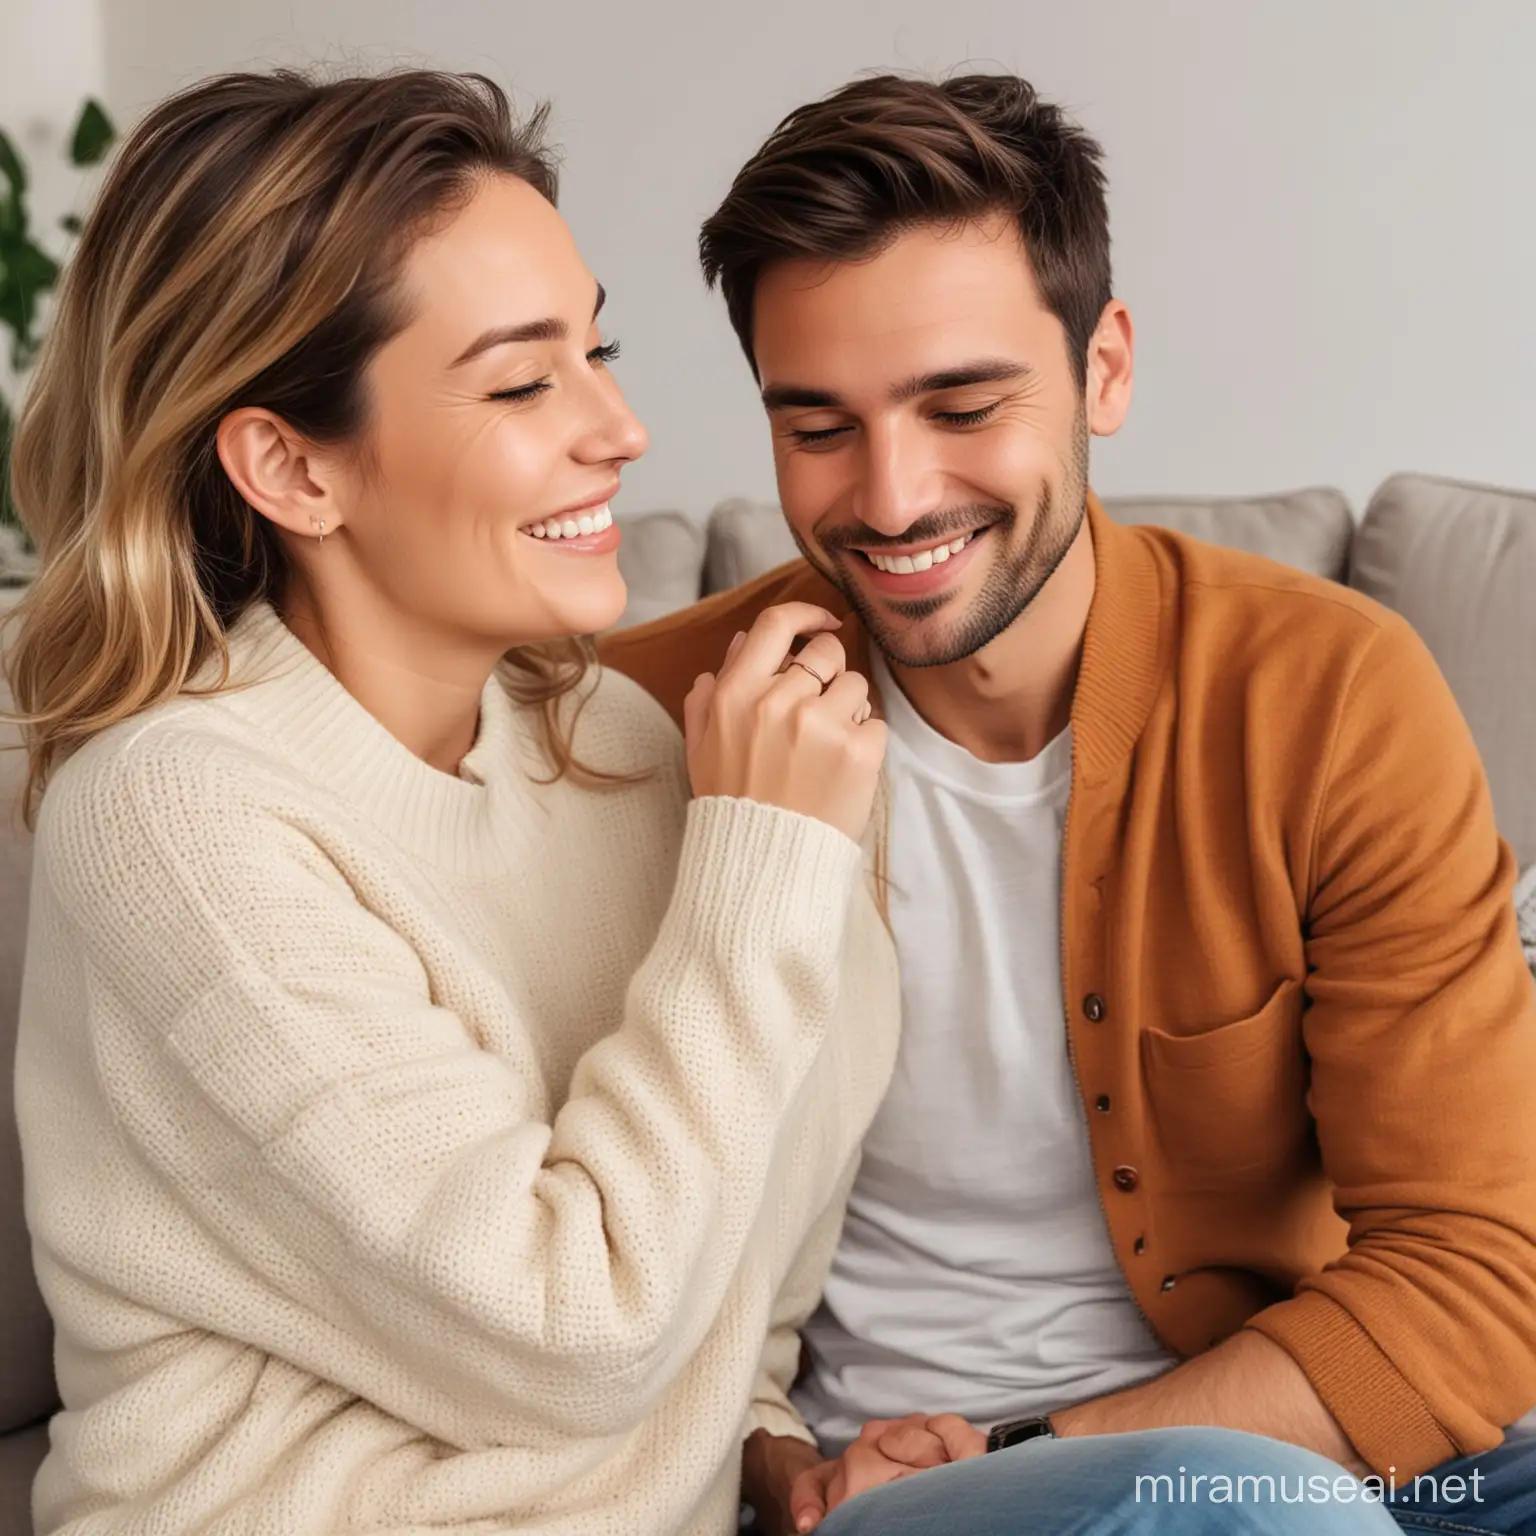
[845,526,989,596]
[850,527,982,574]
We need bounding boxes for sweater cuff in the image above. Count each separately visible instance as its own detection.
[672,795,866,953]
[1243,1289,1456,1478]
[744,1396,819,1449]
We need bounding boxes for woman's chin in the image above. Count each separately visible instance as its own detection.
[537,567,630,641]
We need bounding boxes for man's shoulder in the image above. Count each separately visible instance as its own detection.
[1143,524,1393,653]
[1136,524,1447,758]
[597,558,849,726]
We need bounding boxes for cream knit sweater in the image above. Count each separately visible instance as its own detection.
[15,603,900,1535]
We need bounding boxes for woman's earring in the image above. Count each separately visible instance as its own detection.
[312,517,326,546]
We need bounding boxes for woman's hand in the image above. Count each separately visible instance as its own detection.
[683,603,886,844]
[790,1415,986,1530]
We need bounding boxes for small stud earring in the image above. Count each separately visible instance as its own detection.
[314,518,326,546]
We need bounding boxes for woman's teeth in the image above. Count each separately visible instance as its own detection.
[867,531,974,575]
[527,505,613,540]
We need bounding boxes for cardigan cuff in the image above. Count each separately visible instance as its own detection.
[1244,1290,1456,1478]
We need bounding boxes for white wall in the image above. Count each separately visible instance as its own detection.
[99,0,1536,520]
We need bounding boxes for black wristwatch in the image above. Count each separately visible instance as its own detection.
[985,1414,1057,1453]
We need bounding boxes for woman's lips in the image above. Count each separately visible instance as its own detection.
[520,503,620,554]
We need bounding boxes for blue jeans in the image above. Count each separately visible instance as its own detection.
[811,1425,1536,1535]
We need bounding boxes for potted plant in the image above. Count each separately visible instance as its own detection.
[0,97,116,584]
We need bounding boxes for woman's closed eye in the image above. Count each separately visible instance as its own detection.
[488,339,622,404]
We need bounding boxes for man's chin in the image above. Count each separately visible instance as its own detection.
[865,620,980,670]
[845,589,985,670]
[833,560,996,670]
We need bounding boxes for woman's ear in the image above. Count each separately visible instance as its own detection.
[1084,299,1135,439]
[217,408,343,541]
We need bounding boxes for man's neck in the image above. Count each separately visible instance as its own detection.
[881,515,1096,764]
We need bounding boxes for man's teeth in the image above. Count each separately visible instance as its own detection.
[867,532,974,575]
[527,505,613,540]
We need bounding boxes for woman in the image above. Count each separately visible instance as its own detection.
[6,70,898,1534]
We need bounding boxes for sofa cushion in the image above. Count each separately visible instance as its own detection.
[612,510,707,629]
[0,642,59,1438]
[1517,866,1536,978]
[703,498,800,597]
[1100,487,1355,582]
[0,1419,46,1536]
[1349,473,1536,870]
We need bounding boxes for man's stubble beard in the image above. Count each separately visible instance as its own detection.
[789,403,1091,669]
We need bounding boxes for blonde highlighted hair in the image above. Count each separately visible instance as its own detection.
[5,68,612,825]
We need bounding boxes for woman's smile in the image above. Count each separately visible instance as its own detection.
[520,484,622,552]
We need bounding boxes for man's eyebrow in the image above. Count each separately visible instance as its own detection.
[761,383,844,412]
[450,282,606,368]
[890,358,1032,402]
[761,357,1031,412]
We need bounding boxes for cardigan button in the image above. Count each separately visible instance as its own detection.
[1161,1275,1177,1292]
[1112,1165,1139,1193]
[1095,1094,1111,1112]
[1083,993,1107,1022]
[1133,1236,1146,1255]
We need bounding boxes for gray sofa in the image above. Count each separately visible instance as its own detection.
[2,471,1534,1530]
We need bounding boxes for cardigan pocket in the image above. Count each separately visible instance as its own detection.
[1139,977,1312,1186]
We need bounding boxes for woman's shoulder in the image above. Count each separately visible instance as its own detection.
[502,660,688,785]
[586,662,686,754]
[36,693,306,898]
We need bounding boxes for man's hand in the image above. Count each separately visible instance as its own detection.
[741,1430,826,1536]
[788,1414,986,1530]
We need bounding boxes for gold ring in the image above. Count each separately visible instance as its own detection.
[789,658,831,690]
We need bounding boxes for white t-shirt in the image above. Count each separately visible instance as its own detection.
[793,654,1174,1450]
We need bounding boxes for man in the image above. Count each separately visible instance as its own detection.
[599,73,1536,1534]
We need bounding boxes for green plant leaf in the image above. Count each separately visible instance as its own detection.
[69,99,116,168]
[0,129,26,199]
[0,129,28,257]
[0,234,61,371]
[0,389,18,531]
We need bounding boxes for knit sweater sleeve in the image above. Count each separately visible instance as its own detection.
[34,726,866,1449]
[742,1158,861,1448]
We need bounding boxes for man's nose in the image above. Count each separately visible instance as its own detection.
[851,423,944,538]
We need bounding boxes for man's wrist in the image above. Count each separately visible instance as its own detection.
[1047,1400,1091,1437]
[742,1428,824,1515]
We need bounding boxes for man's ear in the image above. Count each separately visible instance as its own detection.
[1084,299,1134,438]
[216,407,344,541]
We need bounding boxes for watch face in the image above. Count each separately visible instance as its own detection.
[988,1416,1055,1453]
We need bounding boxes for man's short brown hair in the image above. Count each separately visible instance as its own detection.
[699,72,1112,387]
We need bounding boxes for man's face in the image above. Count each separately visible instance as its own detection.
[752,215,1101,668]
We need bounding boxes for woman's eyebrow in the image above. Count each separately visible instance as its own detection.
[450,282,606,368]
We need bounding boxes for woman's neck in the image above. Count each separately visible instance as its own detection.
[278,577,500,777]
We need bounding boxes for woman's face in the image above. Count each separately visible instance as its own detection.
[332,173,647,646]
